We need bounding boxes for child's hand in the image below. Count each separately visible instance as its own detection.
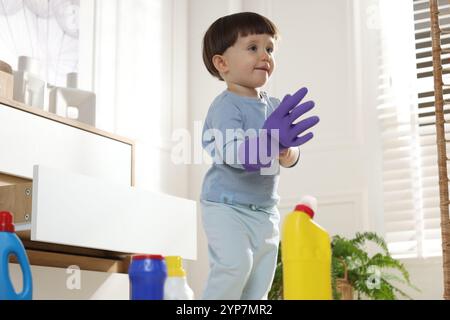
[278,147,300,168]
[278,148,290,159]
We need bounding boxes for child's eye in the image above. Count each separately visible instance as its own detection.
[266,47,274,54]
[248,45,258,52]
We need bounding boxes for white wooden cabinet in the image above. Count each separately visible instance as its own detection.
[0,97,197,272]
[0,99,133,186]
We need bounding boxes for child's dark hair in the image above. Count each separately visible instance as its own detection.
[202,12,279,81]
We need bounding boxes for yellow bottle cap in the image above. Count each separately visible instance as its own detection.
[165,256,186,277]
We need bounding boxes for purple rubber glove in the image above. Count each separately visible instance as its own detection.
[239,87,320,171]
[263,87,319,149]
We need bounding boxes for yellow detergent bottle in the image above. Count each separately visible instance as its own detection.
[281,195,332,300]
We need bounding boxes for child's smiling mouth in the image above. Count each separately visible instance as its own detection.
[254,66,270,73]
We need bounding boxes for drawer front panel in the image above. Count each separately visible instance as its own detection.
[32,165,197,260]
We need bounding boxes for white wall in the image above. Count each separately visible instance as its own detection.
[83,0,189,197]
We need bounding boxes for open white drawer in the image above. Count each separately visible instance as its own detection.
[0,98,197,271]
[30,165,197,260]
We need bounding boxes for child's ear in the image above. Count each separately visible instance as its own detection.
[212,55,228,74]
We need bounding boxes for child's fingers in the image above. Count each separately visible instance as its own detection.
[291,132,314,147]
[276,87,308,115]
[288,100,315,122]
[290,116,320,137]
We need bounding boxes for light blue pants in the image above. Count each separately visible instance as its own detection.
[201,200,280,300]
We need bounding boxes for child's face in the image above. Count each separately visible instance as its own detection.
[219,33,276,90]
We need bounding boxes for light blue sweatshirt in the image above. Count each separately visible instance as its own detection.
[200,90,284,207]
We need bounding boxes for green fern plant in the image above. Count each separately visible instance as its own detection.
[268,232,420,300]
[331,232,419,300]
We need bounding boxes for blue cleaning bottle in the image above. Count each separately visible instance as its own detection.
[129,254,167,300]
[0,211,33,300]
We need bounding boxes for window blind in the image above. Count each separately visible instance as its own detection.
[376,0,428,258]
[414,0,450,257]
[379,0,448,258]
